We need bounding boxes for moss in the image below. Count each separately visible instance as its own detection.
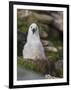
[55,68,63,78]
[17,16,29,32]
[48,37,63,47]
[45,50,62,61]
[17,57,63,78]
[17,57,47,74]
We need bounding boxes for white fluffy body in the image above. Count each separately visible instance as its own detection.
[23,23,46,60]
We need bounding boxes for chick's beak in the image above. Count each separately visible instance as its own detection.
[32,28,36,34]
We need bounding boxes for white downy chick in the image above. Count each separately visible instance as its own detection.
[23,23,46,60]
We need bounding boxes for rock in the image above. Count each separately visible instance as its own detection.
[51,12,63,19]
[41,40,48,46]
[41,40,54,46]
[58,12,63,15]
[55,60,63,70]
[45,74,57,79]
[32,60,48,73]
[17,10,32,18]
[46,59,56,76]
[47,41,54,46]
[58,46,63,50]
[18,58,48,74]
[45,59,63,77]
[33,13,53,24]
[18,31,27,46]
[39,23,49,32]
[55,60,63,77]
[51,12,63,32]
[17,31,27,56]
[39,29,48,39]
[45,46,58,52]
[53,19,63,32]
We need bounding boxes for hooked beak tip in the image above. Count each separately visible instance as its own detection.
[32,29,36,34]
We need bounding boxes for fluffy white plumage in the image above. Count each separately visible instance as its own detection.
[23,23,46,60]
